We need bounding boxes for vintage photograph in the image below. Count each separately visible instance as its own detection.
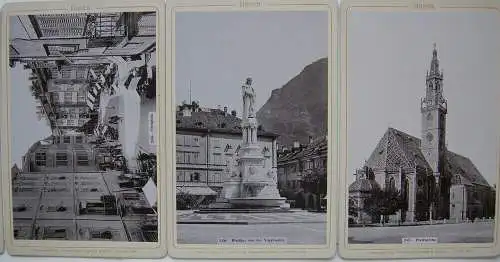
[8,11,158,242]
[174,11,329,245]
[347,10,499,244]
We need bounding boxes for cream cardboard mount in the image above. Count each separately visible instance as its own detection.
[338,0,500,259]
[166,0,338,259]
[0,0,167,258]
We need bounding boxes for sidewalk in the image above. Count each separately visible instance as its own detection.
[177,209,326,225]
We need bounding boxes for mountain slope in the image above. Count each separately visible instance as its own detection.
[257,57,328,146]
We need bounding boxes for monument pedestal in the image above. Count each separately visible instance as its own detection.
[205,77,288,212]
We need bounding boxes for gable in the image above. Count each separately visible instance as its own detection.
[446,151,491,187]
[389,128,431,171]
[365,128,427,171]
[365,130,389,169]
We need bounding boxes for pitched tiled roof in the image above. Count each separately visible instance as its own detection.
[389,128,431,170]
[365,127,492,188]
[446,151,491,187]
[366,128,431,171]
[176,109,278,137]
[277,136,327,163]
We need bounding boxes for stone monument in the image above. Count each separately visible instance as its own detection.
[212,77,287,209]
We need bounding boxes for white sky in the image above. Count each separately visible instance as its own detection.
[10,16,52,167]
[10,66,52,167]
[347,10,500,186]
[175,11,328,116]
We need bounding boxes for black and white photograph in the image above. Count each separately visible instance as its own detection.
[346,10,499,245]
[174,11,330,246]
[7,11,159,242]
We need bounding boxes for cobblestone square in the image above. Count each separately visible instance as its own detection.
[176,210,327,245]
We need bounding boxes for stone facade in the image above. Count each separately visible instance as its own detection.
[277,136,328,210]
[22,135,98,174]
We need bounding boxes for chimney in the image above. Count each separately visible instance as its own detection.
[231,110,237,116]
[293,141,300,149]
[309,136,313,144]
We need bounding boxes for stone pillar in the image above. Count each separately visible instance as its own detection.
[253,127,258,144]
[434,173,441,219]
[242,125,247,144]
[272,139,277,168]
[406,172,416,222]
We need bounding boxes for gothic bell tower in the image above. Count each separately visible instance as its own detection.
[421,44,447,174]
[421,44,448,218]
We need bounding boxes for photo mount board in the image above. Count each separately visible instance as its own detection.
[0,0,167,258]
[338,0,500,259]
[166,0,339,259]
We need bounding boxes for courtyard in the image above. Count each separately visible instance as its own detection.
[348,221,495,244]
[176,210,327,245]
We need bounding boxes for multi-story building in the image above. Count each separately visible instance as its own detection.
[277,136,328,210]
[9,13,156,63]
[11,12,156,137]
[12,171,156,241]
[21,134,97,173]
[175,103,279,205]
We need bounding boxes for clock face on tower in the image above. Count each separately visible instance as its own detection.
[427,132,434,142]
[427,112,433,121]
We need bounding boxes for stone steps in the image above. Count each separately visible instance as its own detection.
[195,208,292,214]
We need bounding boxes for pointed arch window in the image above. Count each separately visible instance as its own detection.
[262,146,271,158]
[389,177,396,190]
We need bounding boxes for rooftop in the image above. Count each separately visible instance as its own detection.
[176,105,279,138]
[277,136,327,163]
[364,127,492,188]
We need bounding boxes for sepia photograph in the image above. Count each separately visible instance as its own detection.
[174,10,330,246]
[345,10,499,246]
[7,10,159,243]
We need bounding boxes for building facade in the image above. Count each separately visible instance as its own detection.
[349,45,496,224]
[277,136,328,210]
[22,134,98,173]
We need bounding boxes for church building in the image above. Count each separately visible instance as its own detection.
[349,45,496,224]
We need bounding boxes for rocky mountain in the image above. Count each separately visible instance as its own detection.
[256,57,328,147]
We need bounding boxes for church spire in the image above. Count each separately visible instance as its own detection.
[428,43,442,78]
[423,43,446,109]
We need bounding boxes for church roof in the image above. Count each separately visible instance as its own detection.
[365,127,492,188]
[446,151,491,187]
[365,127,431,171]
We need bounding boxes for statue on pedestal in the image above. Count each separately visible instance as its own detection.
[211,77,287,209]
[242,77,256,119]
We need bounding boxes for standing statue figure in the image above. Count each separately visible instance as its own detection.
[242,77,256,119]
